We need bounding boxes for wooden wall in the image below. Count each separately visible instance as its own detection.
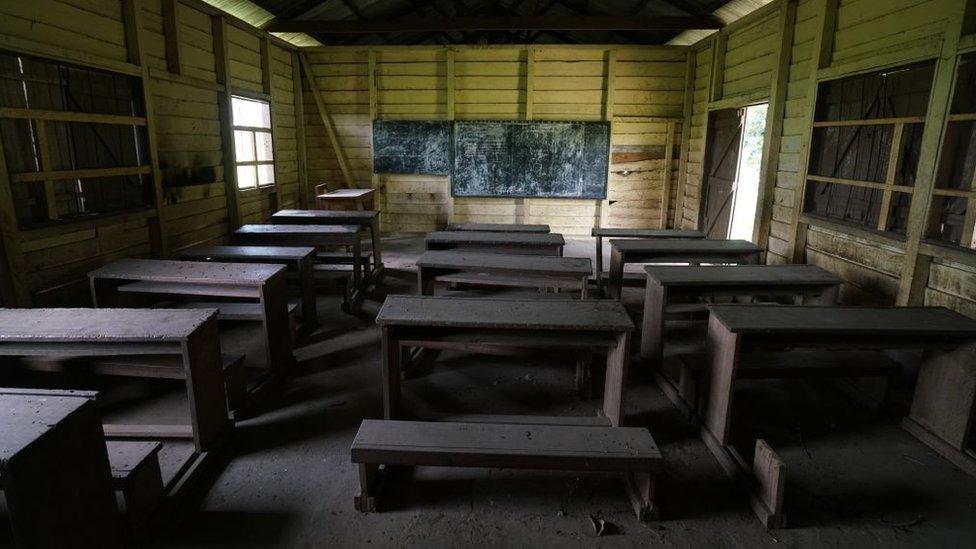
[0,0,299,306]
[676,0,976,318]
[300,45,688,235]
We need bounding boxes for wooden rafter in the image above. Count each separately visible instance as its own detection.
[266,15,722,34]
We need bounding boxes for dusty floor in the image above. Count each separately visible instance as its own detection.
[5,236,976,548]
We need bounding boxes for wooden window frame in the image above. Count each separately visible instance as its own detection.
[231,95,275,191]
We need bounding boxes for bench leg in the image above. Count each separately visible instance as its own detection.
[626,472,659,521]
[575,353,593,400]
[120,457,165,538]
[223,357,248,414]
[355,463,380,512]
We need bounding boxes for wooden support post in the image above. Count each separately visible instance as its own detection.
[33,120,58,220]
[292,51,309,208]
[787,0,838,264]
[446,50,456,121]
[896,1,967,305]
[709,31,727,103]
[525,48,536,120]
[260,38,273,95]
[660,121,676,229]
[753,0,797,252]
[123,0,170,257]
[604,48,616,121]
[162,0,182,74]
[0,134,30,306]
[212,15,241,228]
[877,123,905,232]
[673,49,695,230]
[299,52,355,188]
[368,49,379,197]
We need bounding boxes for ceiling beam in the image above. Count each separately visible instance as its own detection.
[266,15,722,33]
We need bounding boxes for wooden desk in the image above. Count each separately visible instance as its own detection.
[315,187,375,210]
[89,258,292,375]
[701,305,976,528]
[640,265,843,369]
[425,231,566,256]
[0,308,229,452]
[591,228,705,294]
[607,239,762,299]
[272,209,383,275]
[234,224,366,307]
[175,244,318,330]
[416,251,592,298]
[447,222,551,233]
[375,295,634,425]
[1,389,123,549]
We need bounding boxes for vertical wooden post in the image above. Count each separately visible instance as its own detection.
[161,0,182,74]
[896,1,968,305]
[0,133,30,306]
[262,38,281,215]
[753,0,797,251]
[33,121,58,220]
[260,38,273,95]
[299,52,355,188]
[660,121,676,229]
[446,50,456,121]
[212,15,241,228]
[604,49,616,121]
[123,0,170,257]
[787,0,839,264]
[368,49,379,198]
[525,48,535,121]
[673,50,696,230]
[877,123,905,232]
[292,51,309,208]
[709,31,727,103]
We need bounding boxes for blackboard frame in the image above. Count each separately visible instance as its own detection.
[450,120,610,200]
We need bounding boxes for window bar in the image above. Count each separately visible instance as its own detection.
[877,122,905,232]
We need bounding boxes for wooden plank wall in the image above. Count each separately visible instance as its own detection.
[0,0,297,305]
[678,0,976,317]
[301,45,687,235]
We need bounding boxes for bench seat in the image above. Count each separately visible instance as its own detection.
[351,419,662,520]
[106,441,164,534]
[170,301,299,322]
[117,281,260,299]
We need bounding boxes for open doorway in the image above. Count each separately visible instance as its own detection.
[700,103,768,240]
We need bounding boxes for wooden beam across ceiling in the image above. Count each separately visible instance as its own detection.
[266,15,723,33]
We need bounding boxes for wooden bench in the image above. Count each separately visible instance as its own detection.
[175,244,318,330]
[607,239,762,299]
[234,223,367,309]
[416,251,592,298]
[272,209,383,276]
[700,305,976,529]
[352,419,662,520]
[107,441,164,536]
[89,258,293,376]
[447,222,551,233]
[640,264,843,372]
[0,388,124,548]
[591,228,705,295]
[0,308,229,454]
[425,231,566,256]
[375,295,634,425]
[315,187,376,210]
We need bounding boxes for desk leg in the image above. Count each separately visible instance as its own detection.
[702,316,740,447]
[608,248,625,300]
[298,257,318,329]
[640,282,667,369]
[260,273,294,375]
[181,316,229,452]
[417,266,435,296]
[352,238,363,297]
[4,399,123,548]
[602,331,630,427]
[580,276,588,299]
[370,217,383,271]
[381,326,401,419]
[595,236,604,295]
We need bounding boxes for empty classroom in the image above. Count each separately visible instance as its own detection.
[2,0,976,547]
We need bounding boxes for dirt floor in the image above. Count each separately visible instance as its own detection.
[5,235,976,548]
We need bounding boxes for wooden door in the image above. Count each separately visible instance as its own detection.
[701,109,744,238]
